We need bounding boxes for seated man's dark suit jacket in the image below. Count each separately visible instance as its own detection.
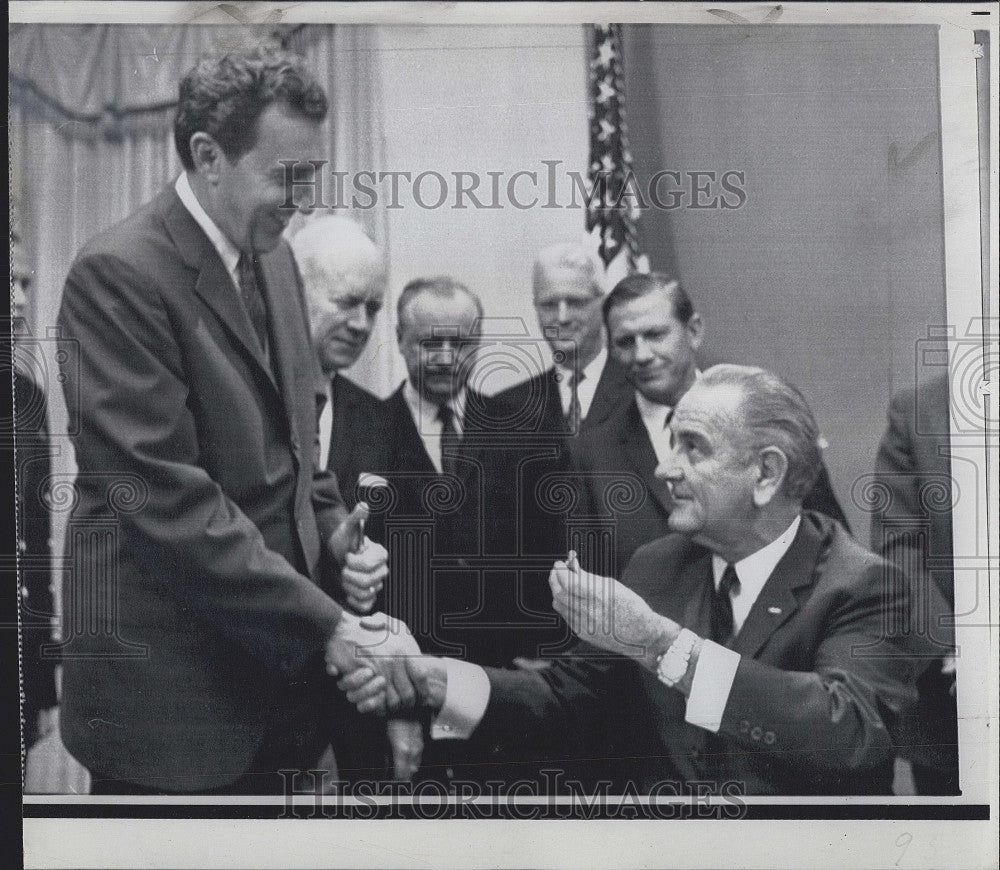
[871,373,957,792]
[56,187,348,792]
[473,512,925,795]
[571,396,851,579]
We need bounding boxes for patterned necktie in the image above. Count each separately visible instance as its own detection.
[437,402,461,477]
[711,564,740,646]
[566,369,585,433]
[237,252,268,352]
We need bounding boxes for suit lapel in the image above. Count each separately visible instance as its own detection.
[582,354,629,432]
[162,191,279,394]
[619,400,673,516]
[730,515,825,659]
[387,387,436,474]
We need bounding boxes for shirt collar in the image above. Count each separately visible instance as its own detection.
[403,379,466,426]
[634,391,671,429]
[712,513,802,593]
[175,173,241,281]
[555,345,607,385]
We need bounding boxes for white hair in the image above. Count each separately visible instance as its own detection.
[532,241,604,298]
[290,215,387,301]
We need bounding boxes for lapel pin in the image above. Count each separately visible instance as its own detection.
[767,606,782,615]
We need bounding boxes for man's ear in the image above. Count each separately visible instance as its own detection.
[189,132,224,182]
[753,445,789,507]
[686,312,705,351]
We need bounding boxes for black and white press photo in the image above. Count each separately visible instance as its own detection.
[8,2,997,868]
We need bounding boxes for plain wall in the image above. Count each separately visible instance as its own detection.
[625,25,948,537]
[346,25,591,397]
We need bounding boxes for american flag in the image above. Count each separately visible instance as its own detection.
[586,24,648,287]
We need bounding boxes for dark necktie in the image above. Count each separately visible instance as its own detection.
[710,564,740,646]
[566,370,584,433]
[237,252,269,353]
[437,403,461,477]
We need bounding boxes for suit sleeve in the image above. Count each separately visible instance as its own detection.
[59,253,343,676]
[475,644,633,745]
[714,560,924,775]
[871,389,918,554]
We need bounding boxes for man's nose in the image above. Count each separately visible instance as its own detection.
[633,335,654,363]
[346,303,369,331]
[556,300,569,322]
[654,443,682,482]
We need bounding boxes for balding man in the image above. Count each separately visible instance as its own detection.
[344,365,929,795]
[572,272,848,578]
[293,216,388,520]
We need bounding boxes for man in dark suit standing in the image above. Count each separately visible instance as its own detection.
[495,242,631,437]
[370,278,511,663]
[345,365,927,795]
[55,48,415,795]
[572,273,849,579]
[293,215,389,613]
[12,240,59,755]
[871,373,958,794]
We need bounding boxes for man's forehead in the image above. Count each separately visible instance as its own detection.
[534,271,599,300]
[674,382,744,424]
[609,294,683,333]
[404,295,479,335]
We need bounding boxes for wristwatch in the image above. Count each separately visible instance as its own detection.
[656,628,698,688]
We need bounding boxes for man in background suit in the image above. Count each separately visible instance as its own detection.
[346,365,927,795]
[12,236,59,754]
[488,244,632,663]
[495,242,630,437]
[572,272,849,579]
[293,216,389,612]
[871,372,958,794]
[56,48,413,795]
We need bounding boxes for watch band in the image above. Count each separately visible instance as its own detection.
[656,628,699,688]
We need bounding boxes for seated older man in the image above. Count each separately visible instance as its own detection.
[337,364,931,795]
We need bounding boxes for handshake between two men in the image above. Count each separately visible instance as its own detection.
[324,546,675,782]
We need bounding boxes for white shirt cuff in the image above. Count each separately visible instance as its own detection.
[684,640,741,733]
[430,657,491,740]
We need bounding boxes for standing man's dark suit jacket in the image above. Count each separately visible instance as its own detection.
[56,187,348,792]
[473,512,924,795]
[483,356,633,654]
[571,397,851,578]
[871,373,957,791]
[353,384,501,662]
[493,354,632,440]
[14,368,59,748]
[325,372,386,509]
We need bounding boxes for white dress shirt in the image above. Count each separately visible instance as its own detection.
[634,391,673,465]
[175,174,241,291]
[403,380,466,474]
[685,513,801,731]
[431,514,804,739]
[318,378,334,471]
[554,346,607,422]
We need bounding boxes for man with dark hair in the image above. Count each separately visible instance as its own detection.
[572,272,848,578]
[56,47,415,795]
[343,365,929,795]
